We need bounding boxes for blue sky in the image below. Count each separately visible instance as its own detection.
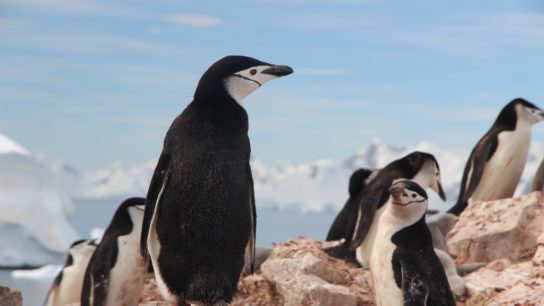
[1,0,544,170]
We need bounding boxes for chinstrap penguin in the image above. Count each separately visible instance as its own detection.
[448,98,544,216]
[347,151,446,269]
[326,168,376,242]
[81,197,147,306]
[324,168,377,263]
[140,55,293,306]
[44,239,96,306]
[369,180,455,306]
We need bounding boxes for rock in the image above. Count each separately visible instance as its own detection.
[260,237,374,306]
[0,286,22,306]
[533,232,544,265]
[460,259,544,305]
[242,247,272,275]
[447,192,544,264]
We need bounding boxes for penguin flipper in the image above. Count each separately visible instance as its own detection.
[392,250,430,306]
[326,197,353,241]
[81,240,118,306]
[449,133,498,215]
[141,153,172,259]
[246,163,256,273]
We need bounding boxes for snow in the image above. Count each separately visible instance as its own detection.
[0,133,29,155]
[58,139,544,213]
[0,133,79,267]
[11,264,62,279]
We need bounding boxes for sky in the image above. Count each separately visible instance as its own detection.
[1,0,544,170]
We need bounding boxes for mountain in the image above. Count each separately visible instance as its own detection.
[57,139,544,213]
[0,133,79,267]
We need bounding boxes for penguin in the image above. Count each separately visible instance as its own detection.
[140,56,293,306]
[326,168,376,242]
[343,151,446,269]
[448,98,544,216]
[531,158,544,192]
[44,239,96,306]
[81,197,147,306]
[369,180,455,306]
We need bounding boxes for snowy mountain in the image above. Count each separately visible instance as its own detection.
[57,140,544,213]
[0,133,79,267]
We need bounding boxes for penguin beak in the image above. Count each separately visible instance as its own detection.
[536,108,544,121]
[389,181,406,203]
[433,181,447,201]
[262,65,294,77]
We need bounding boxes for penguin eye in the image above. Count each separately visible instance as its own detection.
[412,193,416,198]
[250,69,257,76]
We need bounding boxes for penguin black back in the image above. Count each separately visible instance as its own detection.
[326,168,373,241]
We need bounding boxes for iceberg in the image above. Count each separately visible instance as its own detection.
[0,133,79,267]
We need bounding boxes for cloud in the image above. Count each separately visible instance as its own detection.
[285,13,384,30]
[163,14,222,27]
[393,13,544,56]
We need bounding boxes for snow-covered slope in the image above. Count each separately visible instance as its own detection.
[0,133,79,267]
[66,140,544,213]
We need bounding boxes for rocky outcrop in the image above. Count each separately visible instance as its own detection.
[260,238,374,306]
[447,191,544,264]
[0,286,22,306]
[459,258,544,305]
[137,193,544,305]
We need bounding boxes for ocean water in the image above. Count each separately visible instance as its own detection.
[0,198,338,306]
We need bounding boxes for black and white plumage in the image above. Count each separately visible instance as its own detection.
[81,197,147,306]
[140,55,293,306]
[348,151,446,269]
[369,180,455,306]
[448,98,544,216]
[326,168,376,242]
[45,239,96,306]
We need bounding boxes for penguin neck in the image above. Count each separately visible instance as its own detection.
[383,200,427,229]
[411,162,433,189]
[192,90,249,132]
[390,216,431,248]
[493,104,518,131]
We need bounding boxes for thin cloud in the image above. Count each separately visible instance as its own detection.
[394,13,544,56]
[163,14,222,27]
[286,14,384,30]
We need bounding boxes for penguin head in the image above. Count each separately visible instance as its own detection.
[401,151,446,201]
[388,179,428,221]
[68,239,96,262]
[127,204,145,224]
[514,98,544,125]
[194,55,293,105]
[348,168,374,197]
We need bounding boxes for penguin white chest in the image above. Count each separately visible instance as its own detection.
[369,227,404,306]
[355,205,386,269]
[106,230,147,306]
[472,129,531,201]
[48,260,90,306]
